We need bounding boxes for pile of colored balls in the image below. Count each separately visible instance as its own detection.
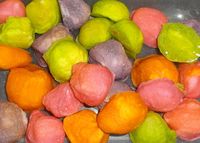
[0,0,200,143]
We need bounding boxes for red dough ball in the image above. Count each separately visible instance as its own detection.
[137,78,183,112]
[179,62,200,99]
[0,0,26,24]
[26,110,65,143]
[131,7,168,48]
[70,63,113,106]
[43,82,83,118]
[164,99,200,141]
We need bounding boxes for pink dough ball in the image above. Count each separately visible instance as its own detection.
[137,78,183,112]
[26,110,65,143]
[164,99,200,141]
[131,7,168,48]
[0,0,26,24]
[70,63,113,106]
[43,82,83,118]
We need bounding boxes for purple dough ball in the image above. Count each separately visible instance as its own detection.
[89,39,132,80]
[58,0,91,30]
[33,50,47,68]
[32,23,72,54]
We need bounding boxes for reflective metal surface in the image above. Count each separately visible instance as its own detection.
[1,0,200,143]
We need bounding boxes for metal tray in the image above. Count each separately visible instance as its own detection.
[1,0,200,142]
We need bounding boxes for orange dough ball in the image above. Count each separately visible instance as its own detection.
[131,54,179,86]
[6,64,53,111]
[97,91,147,134]
[63,110,109,143]
[0,45,32,70]
[179,62,200,98]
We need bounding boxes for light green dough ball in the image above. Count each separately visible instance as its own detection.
[91,0,129,22]
[0,17,35,49]
[130,111,176,143]
[43,39,88,83]
[26,0,60,34]
[110,20,143,58]
[158,23,200,63]
[78,18,113,49]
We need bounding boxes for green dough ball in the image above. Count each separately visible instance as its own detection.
[26,0,60,34]
[78,18,113,49]
[130,111,176,143]
[0,17,35,49]
[110,20,143,58]
[43,39,88,83]
[158,23,200,63]
[91,0,129,22]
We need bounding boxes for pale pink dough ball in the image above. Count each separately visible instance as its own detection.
[164,99,200,141]
[137,78,183,112]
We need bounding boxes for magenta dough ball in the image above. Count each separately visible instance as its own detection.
[43,82,83,118]
[26,110,65,143]
[131,7,168,48]
[70,63,113,106]
[137,78,183,112]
